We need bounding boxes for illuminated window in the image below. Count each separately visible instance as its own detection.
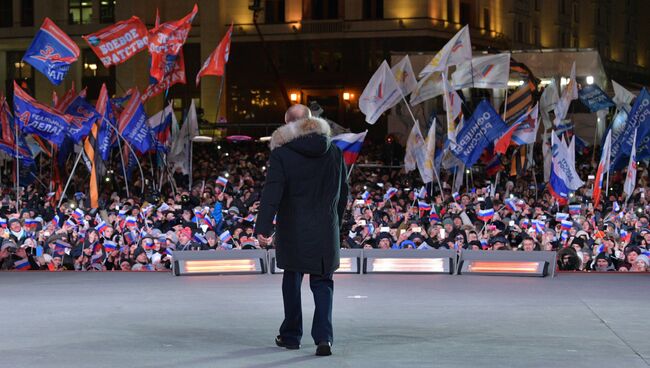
[482,8,490,30]
[100,0,115,23]
[69,0,93,25]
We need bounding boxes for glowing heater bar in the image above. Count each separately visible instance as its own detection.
[460,261,547,276]
[365,258,450,273]
[270,257,359,274]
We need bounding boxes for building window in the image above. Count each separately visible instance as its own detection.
[308,49,342,72]
[82,49,115,100]
[264,0,285,23]
[20,0,34,27]
[515,21,524,43]
[573,2,579,22]
[6,51,35,100]
[99,0,115,23]
[0,0,13,27]
[533,26,540,46]
[459,2,471,26]
[69,0,93,25]
[483,8,490,30]
[306,0,339,20]
[447,0,454,22]
[362,0,383,20]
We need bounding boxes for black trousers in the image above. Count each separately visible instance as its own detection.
[279,270,334,345]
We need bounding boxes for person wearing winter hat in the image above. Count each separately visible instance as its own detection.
[176,227,194,251]
[131,247,151,271]
[621,246,642,270]
[593,252,615,272]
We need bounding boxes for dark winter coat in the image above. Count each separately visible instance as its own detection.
[256,117,349,275]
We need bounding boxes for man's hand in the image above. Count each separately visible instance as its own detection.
[257,234,273,246]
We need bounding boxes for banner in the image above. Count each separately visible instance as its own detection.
[147,103,175,153]
[13,82,71,146]
[612,80,636,110]
[83,16,149,67]
[22,18,79,85]
[118,89,152,154]
[442,73,463,142]
[359,60,401,124]
[553,62,578,126]
[449,100,508,167]
[611,88,650,170]
[148,4,197,82]
[196,23,233,85]
[419,25,472,77]
[142,51,187,102]
[451,53,510,90]
[578,84,615,112]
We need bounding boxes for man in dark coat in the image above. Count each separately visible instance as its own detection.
[256,104,349,356]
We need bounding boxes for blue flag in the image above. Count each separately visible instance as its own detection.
[95,85,116,161]
[13,82,71,146]
[611,88,649,170]
[578,84,615,112]
[0,99,33,163]
[22,18,80,85]
[118,90,151,154]
[64,94,101,141]
[449,100,508,167]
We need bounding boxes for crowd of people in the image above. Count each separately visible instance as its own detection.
[1,136,649,273]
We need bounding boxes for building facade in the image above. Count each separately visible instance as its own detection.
[0,0,647,132]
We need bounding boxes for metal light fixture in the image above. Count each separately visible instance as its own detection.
[586,75,594,85]
[173,250,268,276]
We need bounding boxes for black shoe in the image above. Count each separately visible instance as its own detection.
[275,336,300,350]
[315,341,332,356]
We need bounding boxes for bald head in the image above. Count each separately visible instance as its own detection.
[284,104,311,124]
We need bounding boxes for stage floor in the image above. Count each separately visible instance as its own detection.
[1,272,649,368]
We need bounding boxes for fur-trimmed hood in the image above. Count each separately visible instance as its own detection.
[270,117,331,151]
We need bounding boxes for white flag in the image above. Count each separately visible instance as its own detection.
[422,119,437,184]
[442,73,463,142]
[553,62,578,126]
[539,80,559,129]
[359,60,402,125]
[612,80,636,111]
[624,129,638,199]
[391,55,417,96]
[404,121,426,177]
[510,104,540,146]
[186,100,199,139]
[409,71,444,106]
[451,53,511,89]
[419,25,472,77]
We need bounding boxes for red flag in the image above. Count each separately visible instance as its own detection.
[494,121,522,155]
[83,16,149,67]
[141,51,186,102]
[148,4,197,83]
[196,23,233,86]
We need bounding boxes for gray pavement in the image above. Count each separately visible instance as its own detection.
[1,272,649,368]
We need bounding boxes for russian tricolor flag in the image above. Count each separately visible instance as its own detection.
[620,229,631,243]
[505,198,518,212]
[216,176,228,187]
[95,221,107,234]
[14,259,31,271]
[429,208,440,223]
[193,233,208,244]
[452,192,460,202]
[244,214,256,223]
[220,230,232,244]
[383,187,398,201]
[561,220,573,230]
[0,218,6,228]
[103,241,117,251]
[332,131,368,167]
[569,204,581,216]
[533,220,546,234]
[418,201,432,212]
[125,216,137,228]
[555,212,570,221]
[477,208,494,222]
[124,231,137,245]
[71,208,85,222]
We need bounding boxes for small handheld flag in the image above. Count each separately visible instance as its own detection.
[383,187,398,201]
[477,208,495,222]
[560,220,573,231]
[219,230,233,244]
[14,259,31,271]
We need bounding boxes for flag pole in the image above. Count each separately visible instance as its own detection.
[502,87,510,120]
[57,148,84,208]
[116,135,130,198]
[14,118,20,213]
[103,117,145,196]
